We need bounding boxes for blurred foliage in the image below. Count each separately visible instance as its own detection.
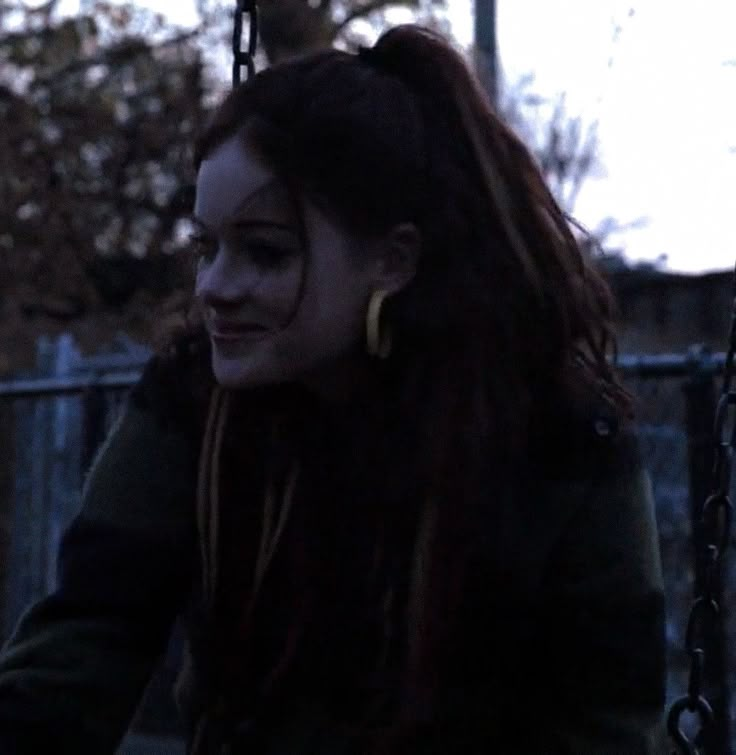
[0,0,204,347]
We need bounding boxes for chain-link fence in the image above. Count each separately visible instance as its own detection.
[0,339,733,750]
[618,350,735,753]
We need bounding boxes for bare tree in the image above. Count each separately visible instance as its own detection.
[496,5,646,262]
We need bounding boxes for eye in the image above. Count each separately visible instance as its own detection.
[246,240,296,269]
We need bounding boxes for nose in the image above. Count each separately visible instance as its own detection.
[195,249,256,308]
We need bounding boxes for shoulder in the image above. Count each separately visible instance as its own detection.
[526,352,640,484]
[503,355,651,566]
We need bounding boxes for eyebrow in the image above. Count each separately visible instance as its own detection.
[189,215,297,233]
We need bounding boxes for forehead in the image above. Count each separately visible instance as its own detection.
[194,134,290,231]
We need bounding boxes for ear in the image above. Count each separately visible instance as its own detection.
[371,222,422,296]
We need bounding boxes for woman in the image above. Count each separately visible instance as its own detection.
[0,25,666,754]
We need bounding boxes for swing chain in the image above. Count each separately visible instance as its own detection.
[667,266,736,753]
[232,0,258,87]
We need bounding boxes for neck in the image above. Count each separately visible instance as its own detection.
[300,352,375,406]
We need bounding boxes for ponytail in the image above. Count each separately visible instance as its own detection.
[366,25,618,376]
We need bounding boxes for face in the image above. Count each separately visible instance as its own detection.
[193,133,380,390]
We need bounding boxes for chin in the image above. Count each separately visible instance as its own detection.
[211,351,283,389]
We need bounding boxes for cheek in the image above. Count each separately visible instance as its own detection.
[287,273,370,353]
[254,268,303,325]
[209,266,368,387]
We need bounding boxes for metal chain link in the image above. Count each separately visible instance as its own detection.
[668,262,736,753]
[232,0,258,87]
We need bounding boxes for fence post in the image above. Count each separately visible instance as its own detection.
[474,0,498,108]
[683,345,731,754]
[0,386,15,637]
[47,334,83,592]
[6,337,54,635]
[81,383,107,477]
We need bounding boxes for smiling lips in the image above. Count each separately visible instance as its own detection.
[210,320,268,341]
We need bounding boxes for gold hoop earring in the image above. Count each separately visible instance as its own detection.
[366,289,392,359]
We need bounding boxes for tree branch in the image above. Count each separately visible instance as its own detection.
[334,0,405,33]
[29,29,199,88]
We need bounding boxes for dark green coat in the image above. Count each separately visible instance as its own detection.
[0,352,668,753]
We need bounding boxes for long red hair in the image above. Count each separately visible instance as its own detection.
[166,24,632,749]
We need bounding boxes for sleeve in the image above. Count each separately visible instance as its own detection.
[536,428,669,754]
[0,362,200,754]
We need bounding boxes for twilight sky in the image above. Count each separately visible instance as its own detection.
[459,0,736,273]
